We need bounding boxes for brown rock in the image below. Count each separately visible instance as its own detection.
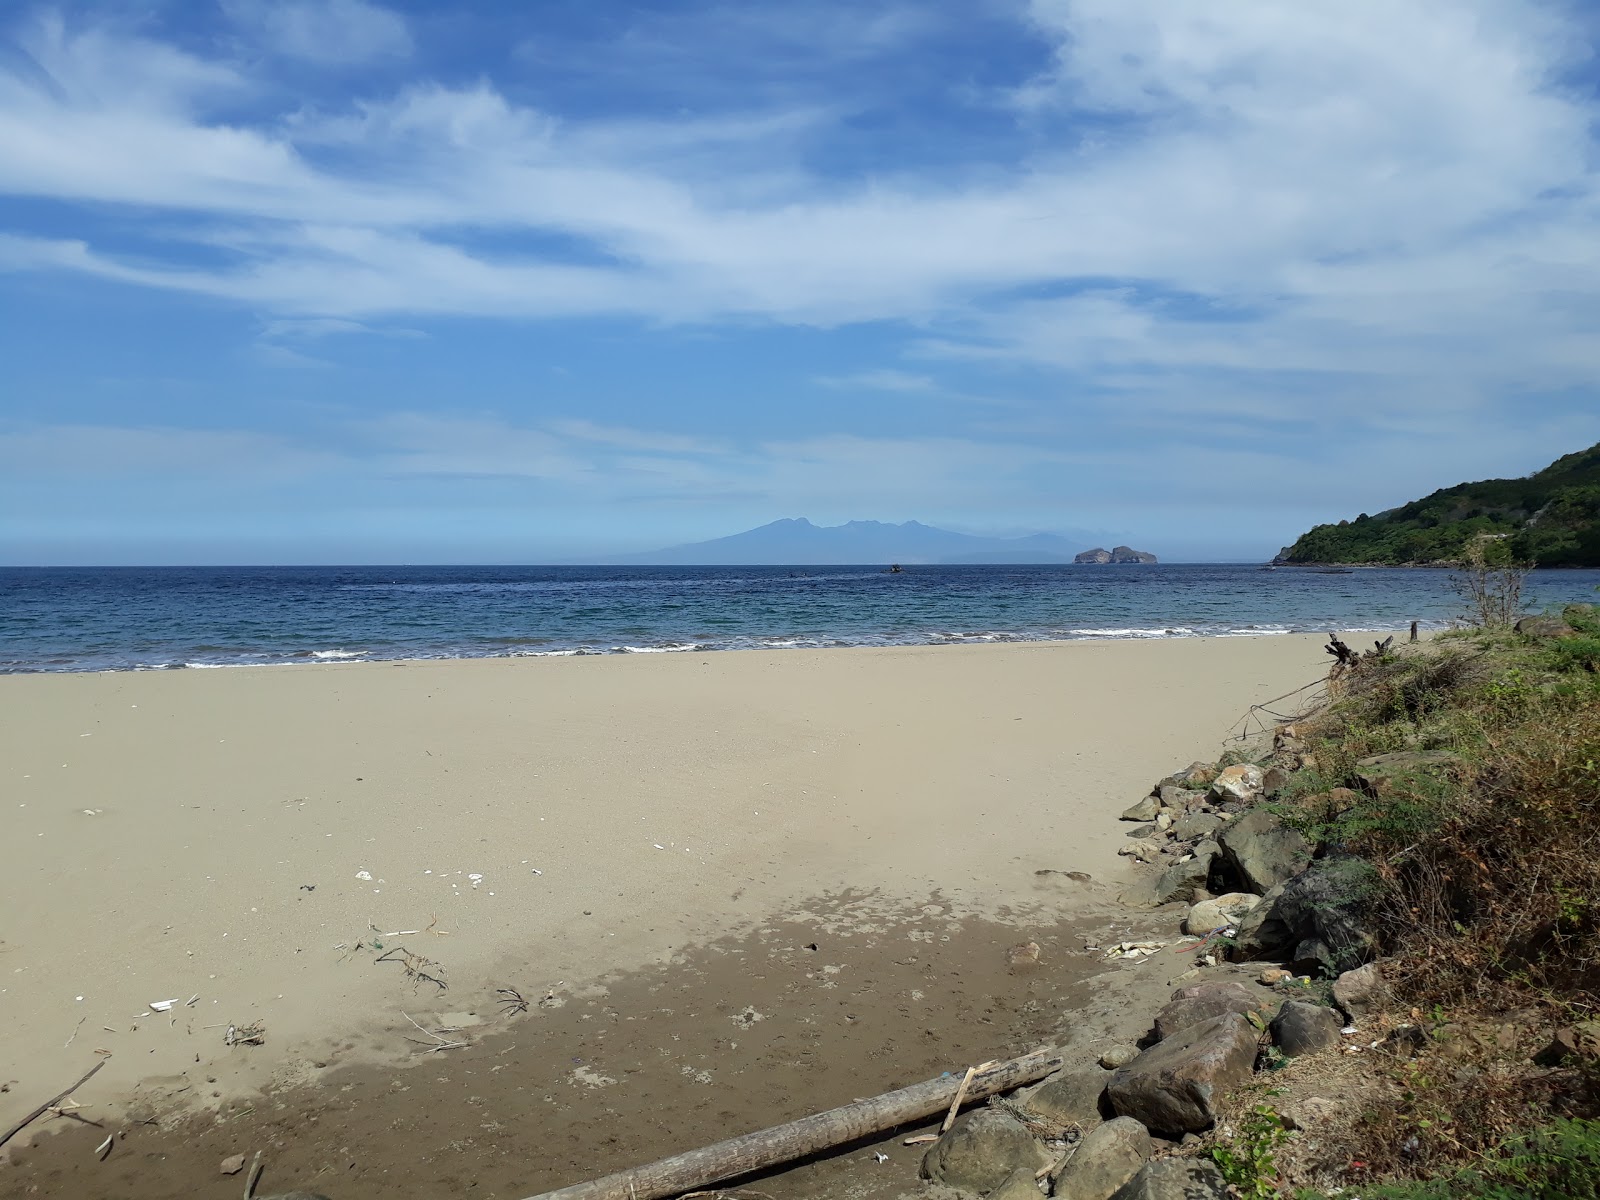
[989,1167,1047,1200]
[1106,1012,1260,1135]
[1210,763,1264,804]
[1050,1116,1151,1199]
[1018,1067,1107,1131]
[921,1108,1053,1194]
[1109,1158,1229,1199]
[1099,1045,1139,1069]
[1154,981,1272,1041]
[220,1154,247,1176]
[1331,962,1386,1022]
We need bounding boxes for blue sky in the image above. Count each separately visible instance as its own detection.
[4,0,1600,564]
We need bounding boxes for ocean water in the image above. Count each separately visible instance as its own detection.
[2,564,1597,674]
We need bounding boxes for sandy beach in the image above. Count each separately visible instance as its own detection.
[0,634,1344,1197]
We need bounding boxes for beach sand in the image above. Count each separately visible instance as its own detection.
[0,634,1346,1197]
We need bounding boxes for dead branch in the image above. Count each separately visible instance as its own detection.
[0,1061,107,1150]
[517,1048,1063,1200]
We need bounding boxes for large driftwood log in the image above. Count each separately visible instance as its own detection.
[519,1048,1064,1200]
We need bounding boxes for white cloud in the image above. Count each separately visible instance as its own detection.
[223,0,412,65]
[816,369,937,392]
[1,0,1599,447]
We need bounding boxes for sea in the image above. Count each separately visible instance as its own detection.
[2,563,1598,674]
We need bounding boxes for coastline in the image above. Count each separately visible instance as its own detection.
[1,634,1355,1195]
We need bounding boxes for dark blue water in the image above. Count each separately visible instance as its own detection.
[2,564,1597,673]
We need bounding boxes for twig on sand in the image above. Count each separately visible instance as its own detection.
[0,1061,107,1149]
[401,1011,468,1055]
[497,987,530,1016]
[376,945,448,991]
[64,1017,86,1048]
[95,1132,114,1160]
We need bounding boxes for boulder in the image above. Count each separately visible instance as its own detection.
[921,1108,1053,1193]
[1332,962,1387,1022]
[1120,795,1161,822]
[1231,859,1377,975]
[1177,762,1218,790]
[1354,751,1462,796]
[1184,892,1261,936]
[1049,1116,1151,1199]
[1170,812,1224,842]
[989,1167,1047,1200]
[1270,1000,1344,1056]
[1515,614,1576,639]
[1210,764,1264,804]
[1105,1012,1259,1135]
[1217,809,1310,895]
[1534,1022,1600,1066]
[1109,1158,1229,1200]
[1154,982,1272,1041]
[1152,857,1210,906]
[1018,1067,1107,1131]
[1099,1045,1139,1069]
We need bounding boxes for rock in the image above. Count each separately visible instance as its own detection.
[1154,981,1272,1041]
[989,1167,1046,1200]
[1099,1045,1139,1069]
[921,1108,1053,1193]
[1106,1012,1259,1135]
[1259,967,1293,985]
[220,1155,247,1175]
[1157,784,1190,808]
[1155,811,1173,832]
[1110,546,1158,564]
[1260,766,1291,796]
[1332,962,1387,1022]
[1185,892,1261,936]
[1109,1158,1229,1199]
[1534,1023,1600,1066]
[1121,795,1161,822]
[1177,762,1218,790]
[1170,812,1224,842]
[1126,824,1156,838]
[1050,1116,1151,1199]
[1515,614,1576,639]
[1191,837,1221,874]
[1117,840,1158,864]
[1018,1067,1108,1131]
[1217,809,1310,895]
[1075,548,1113,564]
[1354,751,1462,796]
[1230,859,1377,975]
[1210,763,1264,804]
[1152,857,1210,905]
[1270,1000,1344,1056]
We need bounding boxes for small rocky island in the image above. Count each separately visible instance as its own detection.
[1074,546,1158,564]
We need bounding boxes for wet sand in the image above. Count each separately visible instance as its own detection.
[0,634,1341,1197]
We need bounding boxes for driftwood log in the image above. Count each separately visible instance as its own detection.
[519,1048,1064,1200]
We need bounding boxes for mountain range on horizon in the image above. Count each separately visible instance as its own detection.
[591,518,1149,565]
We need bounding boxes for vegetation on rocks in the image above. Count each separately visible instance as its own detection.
[1279,441,1600,566]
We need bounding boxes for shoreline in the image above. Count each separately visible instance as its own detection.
[1,633,1353,1194]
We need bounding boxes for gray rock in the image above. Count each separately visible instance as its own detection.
[1261,766,1291,795]
[1153,982,1272,1041]
[1121,795,1162,822]
[1105,1012,1259,1135]
[1018,1067,1107,1132]
[1050,1116,1151,1199]
[1109,1158,1229,1199]
[1271,1000,1344,1056]
[1170,812,1224,842]
[1332,962,1387,1022]
[1354,751,1462,796]
[921,1108,1053,1194]
[1515,614,1576,639]
[1210,763,1264,804]
[989,1167,1047,1200]
[1217,809,1310,895]
[1126,824,1156,838]
[1185,892,1260,936]
[1152,857,1210,906]
[1230,858,1377,976]
[1099,1045,1139,1069]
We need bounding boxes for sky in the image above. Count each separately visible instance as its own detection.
[3,0,1600,564]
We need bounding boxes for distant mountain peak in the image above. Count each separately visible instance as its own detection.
[595,517,1139,565]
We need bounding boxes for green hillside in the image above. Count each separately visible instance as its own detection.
[1280,442,1600,566]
